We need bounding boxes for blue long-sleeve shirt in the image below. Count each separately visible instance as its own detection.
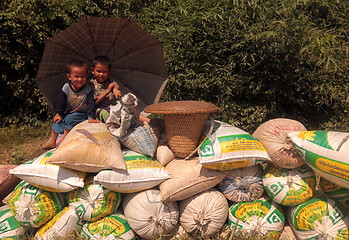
[56,83,95,119]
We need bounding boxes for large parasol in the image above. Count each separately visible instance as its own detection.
[36,16,168,112]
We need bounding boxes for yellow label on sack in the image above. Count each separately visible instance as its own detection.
[316,158,349,181]
[203,160,250,171]
[88,217,126,236]
[220,139,266,154]
[126,158,161,170]
[296,201,327,230]
[235,202,269,221]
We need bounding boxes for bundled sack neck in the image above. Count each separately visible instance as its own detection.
[106,93,140,138]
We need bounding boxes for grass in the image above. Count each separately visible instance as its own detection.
[0,122,51,165]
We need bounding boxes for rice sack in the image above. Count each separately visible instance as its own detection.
[122,189,179,239]
[159,158,226,201]
[320,177,349,210]
[0,205,31,239]
[198,120,270,171]
[95,150,171,193]
[288,130,349,189]
[9,149,86,192]
[47,121,126,172]
[288,196,349,240]
[81,211,135,240]
[217,164,264,202]
[156,132,175,166]
[7,181,66,228]
[263,164,315,206]
[252,118,307,168]
[179,189,228,237]
[34,206,83,240]
[68,176,121,222]
[228,196,285,240]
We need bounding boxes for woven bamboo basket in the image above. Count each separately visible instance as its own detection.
[144,101,218,158]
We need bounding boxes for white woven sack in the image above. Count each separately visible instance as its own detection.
[81,210,135,240]
[288,196,349,239]
[7,181,66,228]
[10,149,86,192]
[67,176,121,222]
[263,164,316,206]
[122,189,179,239]
[288,130,349,189]
[199,120,270,171]
[179,189,228,237]
[228,196,285,240]
[95,150,171,193]
[0,205,31,239]
[34,206,82,240]
[252,118,307,168]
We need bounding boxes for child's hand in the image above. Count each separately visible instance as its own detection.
[88,119,101,123]
[113,88,122,98]
[53,114,62,123]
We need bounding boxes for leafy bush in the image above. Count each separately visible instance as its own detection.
[1,0,348,131]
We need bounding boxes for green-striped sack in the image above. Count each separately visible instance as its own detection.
[68,176,121,222]
[94,150,171,193]
[198,120,270,171]
[81,211,135,240]
[34,206,83,240]
[228,196,285,240]
[288,196,349,240]
[0,205,31,240]
[288,131,349,189]
[262,164,315,206]
[9,149,86,192]
[7,181,66,228]
[320,177,349,210]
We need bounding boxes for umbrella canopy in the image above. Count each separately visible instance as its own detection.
[36,16,168,112]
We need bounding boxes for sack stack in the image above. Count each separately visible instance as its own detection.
[1,101,349,239]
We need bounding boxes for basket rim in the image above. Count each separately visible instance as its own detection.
[144,101,218,114]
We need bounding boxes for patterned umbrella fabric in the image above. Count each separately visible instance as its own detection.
[36,16,168,112]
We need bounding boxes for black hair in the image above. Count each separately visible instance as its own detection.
[92,56,111,70]
[66,60,88,74]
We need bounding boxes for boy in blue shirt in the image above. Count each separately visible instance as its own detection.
[41,60,99,149]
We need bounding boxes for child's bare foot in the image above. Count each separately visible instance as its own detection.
[40,142,56,150]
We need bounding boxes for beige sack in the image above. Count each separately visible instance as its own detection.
[179,189,228,237]
[47,121,126,172]
[122,189,179,239]
[159,158,226,202]
[252,118,306,168]
[156,132,175,166]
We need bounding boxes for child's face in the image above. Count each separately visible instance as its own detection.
[67,66,88,91]
[92,64,111,84]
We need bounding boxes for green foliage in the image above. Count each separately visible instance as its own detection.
[1,0,348,131]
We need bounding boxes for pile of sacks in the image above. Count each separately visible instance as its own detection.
[1,117,349,240]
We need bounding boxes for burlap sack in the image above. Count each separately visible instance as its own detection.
[47,121,126,172]
[252,118,306,168]
[122,189,179,239]
[179,189,228,237]
[159,158,226,201]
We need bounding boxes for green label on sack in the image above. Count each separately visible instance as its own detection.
[199,138,215,157]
